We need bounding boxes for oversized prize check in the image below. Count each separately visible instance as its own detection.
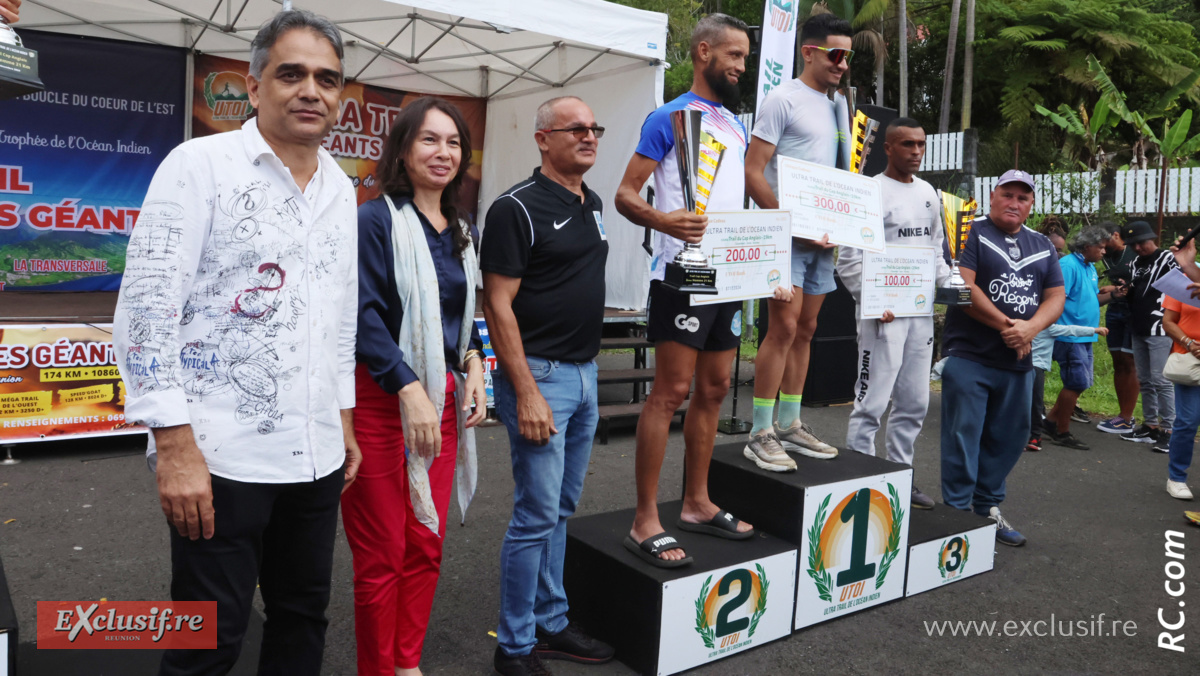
[777,155,885,253]
[690,209,793,306]
[860,245,938,319]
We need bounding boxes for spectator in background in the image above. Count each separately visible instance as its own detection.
[1039,217,1068,254]
[1044,225,1122,450]
[1123,221,1178,452]
[1096,223,1139,435]
[1162,290,1200,500]
[1161,234,1200,500]
[1027,323,1109,452]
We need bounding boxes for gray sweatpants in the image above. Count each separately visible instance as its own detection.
[1132,334,1174,427]
[845,316,935,466]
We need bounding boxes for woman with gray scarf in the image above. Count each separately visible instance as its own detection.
[345,96,487,676]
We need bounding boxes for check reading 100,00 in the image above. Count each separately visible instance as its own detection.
[882,275,917,287]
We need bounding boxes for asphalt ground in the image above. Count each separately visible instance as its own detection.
[2,353,1198,675]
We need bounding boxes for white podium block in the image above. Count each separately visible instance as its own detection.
[905,508,996,596]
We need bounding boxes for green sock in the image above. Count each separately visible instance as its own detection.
[778,393,803,430]
[751,398,776,435]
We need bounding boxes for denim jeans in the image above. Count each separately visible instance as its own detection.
[493,357,598,656]
[1133,335,1175,427]
[1169,383,1199,483]
[940,356,1033,512]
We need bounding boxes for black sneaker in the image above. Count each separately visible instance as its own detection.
[534,622,614,664]
[495,647,554,676]
[1025,436,1042,452]
[1047,429,1090,450]
[1071,405,1090,423]
[1153,428,1172,454]
[1121,424,1157,444]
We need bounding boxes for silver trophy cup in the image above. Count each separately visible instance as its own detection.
[661,109,718,294]
[935,204,974,306]
[0,18,44,99]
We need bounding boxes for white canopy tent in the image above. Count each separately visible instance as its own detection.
[17,0,667,309]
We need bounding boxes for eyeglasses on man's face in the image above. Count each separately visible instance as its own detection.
[539,126,605,140]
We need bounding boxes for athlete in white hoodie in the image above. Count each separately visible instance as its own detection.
[836,118,952,509]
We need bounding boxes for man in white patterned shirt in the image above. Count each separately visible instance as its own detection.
[113,10,360,675]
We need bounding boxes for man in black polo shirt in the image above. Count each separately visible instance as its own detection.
[481,95,614,676]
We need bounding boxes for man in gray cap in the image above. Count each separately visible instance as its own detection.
[939,169,1065,547]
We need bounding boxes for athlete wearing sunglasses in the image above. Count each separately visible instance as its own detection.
[740,12,856,472]
[803,44,854,66]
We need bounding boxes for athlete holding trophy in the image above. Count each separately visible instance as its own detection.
[616,14,779,567]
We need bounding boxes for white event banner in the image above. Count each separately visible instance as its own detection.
[691,210,792,307]
[754,1,801,112]
[657,550,797,676]
[795,469,912,630]
[905,525,996,597]
[860,245,938,319]
[777,155,886,253]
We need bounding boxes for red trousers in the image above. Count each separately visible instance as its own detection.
[342,363,459,673]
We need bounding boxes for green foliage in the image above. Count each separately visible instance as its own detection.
[986,0,1200,129]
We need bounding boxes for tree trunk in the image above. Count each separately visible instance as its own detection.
[960,0,975,130]
[899,0,908,116]
[876,42,885,105]
[938,0,963,134]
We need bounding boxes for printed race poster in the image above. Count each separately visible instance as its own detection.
[0,324,144,443]
[0,31,187,291]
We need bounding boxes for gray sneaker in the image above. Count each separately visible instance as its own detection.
[911,485,935,509]
[743,430,797,472]
[775,421,838,459]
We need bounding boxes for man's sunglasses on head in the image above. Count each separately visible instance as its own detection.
[539,126,605,140]
[804,45,854,66]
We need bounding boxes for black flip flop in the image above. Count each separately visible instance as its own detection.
[676,510,754,540]
[623,533,693,568]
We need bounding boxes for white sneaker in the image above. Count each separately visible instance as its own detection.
[1167,480,1194,500]
[743,430,797,472]
[775,421,838,459]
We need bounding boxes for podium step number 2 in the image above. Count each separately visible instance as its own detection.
[795,470,912,630]
[657,552,796,676]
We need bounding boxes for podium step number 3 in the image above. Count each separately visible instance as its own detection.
[795,470,912,630]
[904,509,997,597]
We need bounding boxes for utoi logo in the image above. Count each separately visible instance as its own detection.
[694,565,770,654]
[806,485,904,608]
[937,535,970,580]
[37,601,217,649]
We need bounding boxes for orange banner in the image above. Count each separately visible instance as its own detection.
[0,324,143,442]
[37,601,217,649]
[192,54,487,218]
